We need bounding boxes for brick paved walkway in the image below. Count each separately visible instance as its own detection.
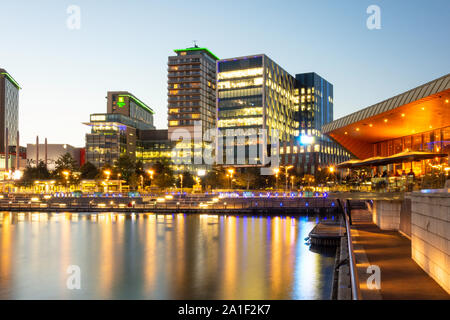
[350,209,449,300]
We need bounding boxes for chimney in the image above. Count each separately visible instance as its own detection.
[36,136,39,167]
[5,128,8,172]
[45,138,48,169]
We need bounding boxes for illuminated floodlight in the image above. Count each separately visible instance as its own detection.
[197,169,206,176]
[300,135,314,145]
[12,170,22,180]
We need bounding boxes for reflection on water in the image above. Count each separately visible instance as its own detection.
[0,212,335,299]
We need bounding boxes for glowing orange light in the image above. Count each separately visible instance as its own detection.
[344,132,348,135]
[369,124,373,127]
[356,127,360,131]
[384,119,388,123]
[401,113,405,117]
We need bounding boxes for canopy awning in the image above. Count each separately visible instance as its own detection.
[336,151,448,168]
[336,159,363,168]
[370,150,447,166]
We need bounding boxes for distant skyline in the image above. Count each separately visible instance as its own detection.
[0,0,449,147]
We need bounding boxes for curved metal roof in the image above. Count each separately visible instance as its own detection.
[323,73,450,133]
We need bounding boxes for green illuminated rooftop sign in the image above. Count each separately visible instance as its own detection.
[118,94,154,114]
[1,73,21,90]
[117,96,126,108]
[173,47,219,60]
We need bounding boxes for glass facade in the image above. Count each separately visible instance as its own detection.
[0,71,19,153]
[216,57,350,173]
[286,73,350,174]
[137,140,174,165]
[85,93,157,168]
[4,79,19,147]
[374,126,450,156]
[373,126,450,175]
[217,55,297,166]
[85,122,126,167]
[130,100,154,125]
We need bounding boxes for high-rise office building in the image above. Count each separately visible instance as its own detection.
[215,56,349,174]
[85,91,155,167]
[289,72,349,174]
[0,69,20,154]
[216,54,297,167]
[167,46,218,173]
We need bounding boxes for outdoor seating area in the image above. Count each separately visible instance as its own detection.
[335,150,449,192]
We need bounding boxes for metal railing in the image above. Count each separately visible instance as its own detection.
[0,197,337,211]
[338,199,362,300]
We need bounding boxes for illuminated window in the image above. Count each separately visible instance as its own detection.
[217,68,263,80]
[90,115,106,121]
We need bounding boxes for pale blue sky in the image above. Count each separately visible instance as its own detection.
[0,0,449,147]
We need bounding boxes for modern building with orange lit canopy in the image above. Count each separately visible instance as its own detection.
[322,73,450,176]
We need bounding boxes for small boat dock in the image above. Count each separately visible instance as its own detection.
[309,221,345,246]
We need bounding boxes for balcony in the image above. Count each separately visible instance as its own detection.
[167,65,201,72]
[168,71,201,77]
[168,78,201,84]
[168,96,201,102]
[168,60,201,66]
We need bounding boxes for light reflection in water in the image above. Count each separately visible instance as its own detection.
[0,212,335,299]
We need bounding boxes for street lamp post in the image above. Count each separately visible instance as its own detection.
[103,169,111,193]
[274,168,280,190]
[117,173,122,193]
[62,170,70,192]
[179,173,183,193]
[284,165,294,192]
[227,168,235,189]
[147,169,154,191]
[329,166,336,189]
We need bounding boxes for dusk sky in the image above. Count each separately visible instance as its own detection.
[1,0,449,147]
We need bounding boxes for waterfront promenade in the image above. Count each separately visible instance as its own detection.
[351,209,449,299]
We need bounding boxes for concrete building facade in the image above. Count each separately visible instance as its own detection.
[167,46,218,174]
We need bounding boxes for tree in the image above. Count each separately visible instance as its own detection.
[302,174,315,187]
[134,160,148,189]
[55,152,78,172]
[204,165,228,189]
[116,154,136,184]
[80,162,99,179]
[179,171,195,188]
[128,172,140,191]
[19,161,51,186]
[54,153,79,184]
[152,160,175,189]
[235,167,266,190]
